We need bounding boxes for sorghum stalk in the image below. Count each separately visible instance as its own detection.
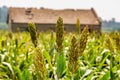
[15,38,18,48]
[79,26,89,56]
[1,40,6,48]
[105,34,115,80]
[12,38,19,66]
[28,22,38,47]
[56,17,64,52]
[76,18,80,34]
[56,17,66,78]
[28,22,47,79]
[49,31,54,59]
[68,36,79,74]
[34,48,47,80]
[105,35,114,53]
[112,31,120,50]
[8,32,13,39]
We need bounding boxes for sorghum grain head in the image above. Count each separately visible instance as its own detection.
[56,17,64,52]
[68,36,79,73]
[34,48,47,80]
[79,26,89,56]
[105,34,114,53]
[28,22,38,47]
[112,31,120,50]
[76,18,80,34]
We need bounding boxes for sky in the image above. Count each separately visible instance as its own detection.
[0,0,120,22]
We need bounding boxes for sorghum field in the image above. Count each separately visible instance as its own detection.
[0,17,120,80]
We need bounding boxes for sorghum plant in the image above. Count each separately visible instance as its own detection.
[1,40,6,48]
[34,48,47,80]
[112,31,120,50]
[28,22,38,47]
[56,17,66,79]
[79,26,89,56]
[68,36,79,74]
[105,34,115,80]
[15,38,18,48]
[8,31,13,39]
[28,22,47,80]
[56,17,64,52]
[105,34,114,53]
[76,18,80,34]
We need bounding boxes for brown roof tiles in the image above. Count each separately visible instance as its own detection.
[9,7,101,25]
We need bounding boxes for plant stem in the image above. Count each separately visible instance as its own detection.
[71,74,74,80]
[110,53,115,80]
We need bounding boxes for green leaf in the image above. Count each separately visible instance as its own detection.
[110,55,115,80]
[81,69,92,79]
[101,71,110,80]
[19,60,25,71]
[97,53,109,71]
[43,50,52,69]
[22,69,31,80]
[86,73,94,80]
[57,52,66,78]
[2,62,14,77]
[13,66,23,80]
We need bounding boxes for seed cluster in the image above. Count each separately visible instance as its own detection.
[76,18,80,34]
[79,26,89,56]
[68,36,79,73]
[113,31,120,50]
[105,34,114,53]
[28,22,38,47]
[28,22,47,80]
[56,17,64,52]
[34,48,47,80]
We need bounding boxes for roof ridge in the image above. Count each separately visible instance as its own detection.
[91,8,102,25]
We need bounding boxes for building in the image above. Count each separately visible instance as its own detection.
[8,7,101,33]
